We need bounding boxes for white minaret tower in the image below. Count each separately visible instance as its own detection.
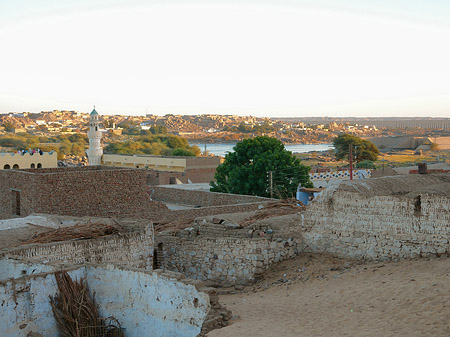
[86,107,103,166]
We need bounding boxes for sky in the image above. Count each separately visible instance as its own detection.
[1,0,450,117]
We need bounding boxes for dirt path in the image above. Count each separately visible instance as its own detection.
[208,254,450,337]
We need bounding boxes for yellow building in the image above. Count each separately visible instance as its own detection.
[102,154,187,171]
[0,152,57,169]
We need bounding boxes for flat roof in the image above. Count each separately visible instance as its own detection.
[159,183,211,191]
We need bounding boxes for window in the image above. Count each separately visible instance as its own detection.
[3,164,10,169]
[30,163,35,168]
[37,163,42,168]
[12,164,19,169]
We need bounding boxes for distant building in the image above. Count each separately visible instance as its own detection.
[364,136,434,152]
[0,166,166,219]
[86,108,103,165]
[0,152,57,170]
[86,109,220,183]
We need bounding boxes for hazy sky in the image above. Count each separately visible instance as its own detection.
[1,0,450,117]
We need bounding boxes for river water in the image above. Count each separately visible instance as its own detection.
[192,143,333,157]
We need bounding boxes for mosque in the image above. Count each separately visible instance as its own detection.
[86,108,219,183]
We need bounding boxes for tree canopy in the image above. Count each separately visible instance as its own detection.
[333,134,379,162]
[104,134,200,156]
[210,136,312,198]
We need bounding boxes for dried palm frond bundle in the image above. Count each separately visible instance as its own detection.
[50,271,124,337]
[21,223,120,246]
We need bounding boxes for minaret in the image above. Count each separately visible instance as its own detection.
[86,107,103,165]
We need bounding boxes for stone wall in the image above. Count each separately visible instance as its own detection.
[1,226,154,270]
[0,167,168,219]
[302,175,450,260]
[152,186,272,207]
[158,224,302,286]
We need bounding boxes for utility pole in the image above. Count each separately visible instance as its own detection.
[349,144,353,180]
[268,171,273,198]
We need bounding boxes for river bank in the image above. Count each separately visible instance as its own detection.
[192,143,333,157]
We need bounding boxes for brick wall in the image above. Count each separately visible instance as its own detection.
[0,171,36,218]
[185,156,220,169]
[2,225,154,270]
[152,186,272,207]
[0,167,168,219]
[146,167,217,185]
[302,176,450,260]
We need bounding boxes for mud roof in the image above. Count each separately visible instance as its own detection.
[324,174,450,198]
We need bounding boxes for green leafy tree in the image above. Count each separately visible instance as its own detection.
[68,133,88,144]
[172,148,196,156]
[103,134,198,156]
[355,160,376,169]
[166,135,188,149]
[333,134,379,162]
[210,136,312,198]
[150,125,168,134]
[0,137,27,148]
[2,122,15,132]
[71,143,86,157]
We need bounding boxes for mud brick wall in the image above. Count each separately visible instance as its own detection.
[302,190,450,260]
[146,167,217,185]
[158,226,302,286]
[184,167,217,183]
[0,171,36,219]
[0,167,168,219]
[2,226,154,270]
[152,186,271,207]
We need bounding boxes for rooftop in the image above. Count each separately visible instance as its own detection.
[159,183,211,191]
[323,174,450,198]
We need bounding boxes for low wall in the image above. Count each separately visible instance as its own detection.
[0,258,53,281]
[152,186,272,207]
[302,176,450,260]
[0,265,212,337]
[0,268,85,337]
[1,226,154,270]
[158,224,302,286]
[86,266,210,337]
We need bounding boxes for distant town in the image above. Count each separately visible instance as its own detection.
[1,109,450,146]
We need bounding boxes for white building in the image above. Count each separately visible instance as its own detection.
[86,108,103,165]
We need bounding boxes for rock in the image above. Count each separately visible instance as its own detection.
[224,223,241,230]
[213,218,225,224]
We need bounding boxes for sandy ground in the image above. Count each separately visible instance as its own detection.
[208,254,450,337]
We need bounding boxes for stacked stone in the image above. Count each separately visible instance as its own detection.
[158,223,303,286]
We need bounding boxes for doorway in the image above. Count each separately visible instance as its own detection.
[11,190,20,216]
